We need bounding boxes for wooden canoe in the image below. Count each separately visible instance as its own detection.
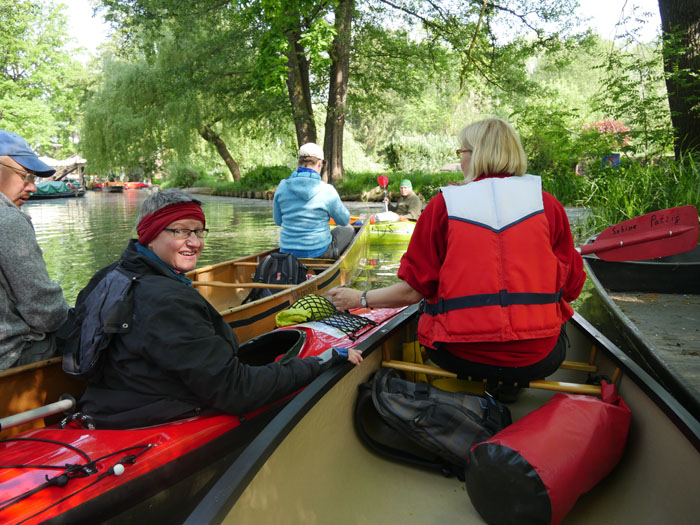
[188,219,370,344]
[584,255,700,422]
[582,242,700,294]
[0,358,85,439]
[184,305,700,524]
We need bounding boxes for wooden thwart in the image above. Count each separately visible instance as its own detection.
[381,360,603,395]
[192,281,294,290]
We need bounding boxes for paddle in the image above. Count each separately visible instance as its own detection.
[377,174,389,212]
[0,395,75,432]
[578,205,699,261]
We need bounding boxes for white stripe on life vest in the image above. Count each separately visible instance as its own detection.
[441,174,544,232]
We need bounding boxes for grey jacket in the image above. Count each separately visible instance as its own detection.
[0,192,69,370]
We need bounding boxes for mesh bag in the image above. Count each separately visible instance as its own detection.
[290,294,377,340]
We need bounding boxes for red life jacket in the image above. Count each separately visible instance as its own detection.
[418,175,572,349]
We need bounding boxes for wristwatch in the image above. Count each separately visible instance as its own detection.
[360,290,369,308]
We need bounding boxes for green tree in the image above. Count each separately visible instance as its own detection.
[593,37,672,159]
[658,0,700,157]
[95,0,581,181]
[82,8,290,180]
[0,0,85,155]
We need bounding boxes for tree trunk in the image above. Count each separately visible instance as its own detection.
[323,0,354,184]
[658,0,700,158]
[199,125,240,181]
[285,27,317,147]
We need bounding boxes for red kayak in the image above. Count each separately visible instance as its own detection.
[0,304,404,524]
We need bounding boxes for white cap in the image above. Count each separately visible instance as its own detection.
[298,142,324,161]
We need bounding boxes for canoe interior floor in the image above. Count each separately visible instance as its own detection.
[610,292,700,395]
[227,349,676,525]
[216,315,700,525]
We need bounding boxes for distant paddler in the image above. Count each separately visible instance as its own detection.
[373,178,422,223]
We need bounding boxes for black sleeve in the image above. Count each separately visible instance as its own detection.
[140,286,322,415]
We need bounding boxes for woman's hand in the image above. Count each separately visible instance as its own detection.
[326,286,362,311]
[347,349,363,365]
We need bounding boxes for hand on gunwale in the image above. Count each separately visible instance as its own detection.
[326,286,362,311]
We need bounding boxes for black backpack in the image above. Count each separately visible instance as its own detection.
[354,368,512,479]
[242,252,308,304]
[59,263,138,381]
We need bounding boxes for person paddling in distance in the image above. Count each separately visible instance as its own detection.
[0,129,69,371]
[327,118,585,401]
[66,189,361,429]
[273,143,354,260]
[373,179,422,223]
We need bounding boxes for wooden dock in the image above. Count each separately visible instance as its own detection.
[600,291,700,419]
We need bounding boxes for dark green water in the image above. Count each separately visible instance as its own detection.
[25,190,385,305]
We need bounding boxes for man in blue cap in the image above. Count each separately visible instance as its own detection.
[0,129,69,370]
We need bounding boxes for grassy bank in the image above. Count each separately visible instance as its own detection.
[167,155,699,239]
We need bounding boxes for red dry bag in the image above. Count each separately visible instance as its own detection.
[465,383,631,525]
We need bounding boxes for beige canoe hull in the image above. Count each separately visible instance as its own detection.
[186,307,700,524]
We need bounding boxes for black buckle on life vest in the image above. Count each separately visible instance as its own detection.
[421,298,444,315]
[437,298,446,314]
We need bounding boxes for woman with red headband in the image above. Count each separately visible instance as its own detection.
[66,189,361,429]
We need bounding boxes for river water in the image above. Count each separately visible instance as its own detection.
[25,189,390,305]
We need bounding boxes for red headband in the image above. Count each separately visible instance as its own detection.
[137,202,206,246]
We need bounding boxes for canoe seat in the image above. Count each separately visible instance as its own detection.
[381,360,602,395]
[381,343,606,396]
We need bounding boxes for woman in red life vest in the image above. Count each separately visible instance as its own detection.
[327,118,585,395]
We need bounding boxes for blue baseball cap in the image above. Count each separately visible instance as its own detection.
[0,129,55,177]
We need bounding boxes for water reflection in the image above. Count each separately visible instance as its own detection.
[354,244,407,290]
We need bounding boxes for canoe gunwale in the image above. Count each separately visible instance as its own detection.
[38,410,279,525]
[184,305,700,524]
[572,309,700,450]
[182,304,419,525]
[583,257,700,423]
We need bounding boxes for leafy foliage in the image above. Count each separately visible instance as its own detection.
[593,36,673,160]
[581,154,700,233]
[0,0,86,156]
[382,135,455,173]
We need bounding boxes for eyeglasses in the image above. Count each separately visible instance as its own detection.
[0,162,36,184]
[163,228,209,239]
[456,149,471,157]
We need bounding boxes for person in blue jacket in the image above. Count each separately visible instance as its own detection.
[273,143,354,259]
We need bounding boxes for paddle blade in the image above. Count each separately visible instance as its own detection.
[580,205,699,261]
[377,174,389,188]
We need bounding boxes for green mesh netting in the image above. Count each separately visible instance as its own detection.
[289,294,377,340]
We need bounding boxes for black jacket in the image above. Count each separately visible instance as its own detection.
[76,240,322,428]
